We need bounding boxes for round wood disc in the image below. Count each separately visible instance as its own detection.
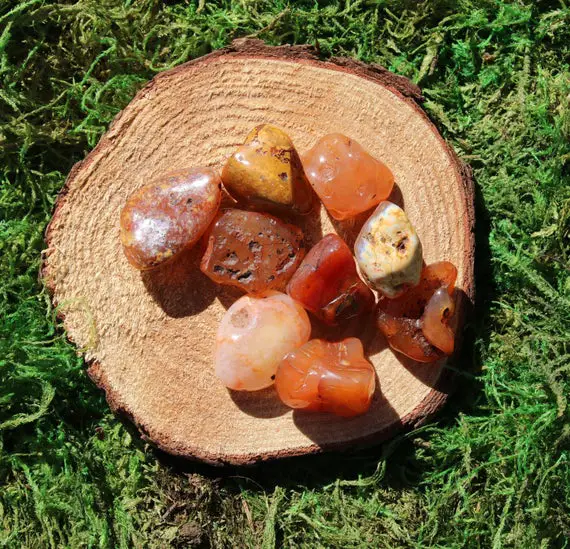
[42,39,474,465]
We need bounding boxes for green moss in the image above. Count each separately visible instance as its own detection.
[1,0,569,547]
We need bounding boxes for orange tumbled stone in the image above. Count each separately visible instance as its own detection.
[215,291,311,391]
[422,287,456,355]
[287,234,375,325]
[120,167,221,270]
[376,261,458,363]
[275,338,376,417]
[222,124,314,214]
[200,209,305,293]
[302,133,394,220]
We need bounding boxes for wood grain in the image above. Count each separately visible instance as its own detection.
[42,39,475,465]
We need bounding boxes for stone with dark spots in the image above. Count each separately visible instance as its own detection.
[200,209,305,293]
[221,124,314,214]
[376,261,457,362]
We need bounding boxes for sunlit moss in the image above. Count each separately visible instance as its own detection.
[0,0,569,547]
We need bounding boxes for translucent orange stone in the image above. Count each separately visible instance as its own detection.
[120,167,221,270]
[422,288,456,355]
[200,209,305,293]
[376,261,458,363]
[302,133,394,220]
[275,338,376,417]
[286,234,375,325]
[215,291,311,391]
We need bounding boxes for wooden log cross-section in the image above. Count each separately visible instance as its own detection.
[42,39,475,465]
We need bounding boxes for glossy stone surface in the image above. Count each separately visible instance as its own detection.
[215,291,311,391]
[221,124,313,214]
[422,287,456,354]
[302,133,394,220]
[355,201,423,298]
[200,209,305,293]
[275,338,376,417]
[120,168,222,270]
[287,234,375,325]
[376,261,457,363]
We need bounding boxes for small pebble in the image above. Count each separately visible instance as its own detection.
[222,124,313,214]
[275,337,376,417]
[200,209,305,293]
[354,201,423,298]
[120,167,221,270]
[303,133,393,220]
[215,291,311,391]
[287,234,375,325]
[376,261,457,362]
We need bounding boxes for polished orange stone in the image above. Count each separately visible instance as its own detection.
[222,124,314,214]
[376,261,457,363]
[422,287,456,355]
[120,167,221,270]
[275,338,376,417]
[302,133,394,220]
[215,291,311,391]
[200,209,305,293]
[287,234,375,325]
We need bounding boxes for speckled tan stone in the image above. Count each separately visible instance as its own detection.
[222,124,313,214]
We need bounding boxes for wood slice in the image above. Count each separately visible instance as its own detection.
[42,39,475,465]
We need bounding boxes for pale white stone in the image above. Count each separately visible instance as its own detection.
[354,201,423,298]
[215,291,311,391]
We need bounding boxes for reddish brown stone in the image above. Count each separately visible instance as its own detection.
[200,209,305,293]
[275,338,376,417]
[120,167,221,270]
[422,287,456,355]
[287,234,375,325]
[376,261,457,362]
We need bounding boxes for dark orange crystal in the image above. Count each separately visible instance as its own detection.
[286,234,375,325]
[376,261,457,362]
[200,209,305,293]
[275,338,376,417]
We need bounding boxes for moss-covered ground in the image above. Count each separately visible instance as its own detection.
[1,1,569,547]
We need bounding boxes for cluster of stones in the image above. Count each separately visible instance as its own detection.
[120,125,458,418]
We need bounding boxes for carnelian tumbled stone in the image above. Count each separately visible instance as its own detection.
[222,124,314,214]
[275,338,376,417]
[287,234,375,325]
[422,288,456,355]
[376,261,457,363]
[120,168,222,270]
[302,133,394,220]
[215,291,311,391]
[200,209,305,293]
